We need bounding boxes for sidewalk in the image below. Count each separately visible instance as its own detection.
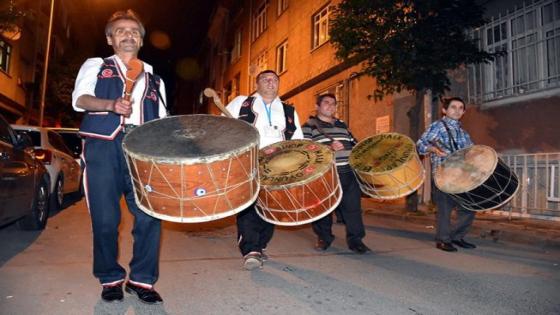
[362,198,560,250]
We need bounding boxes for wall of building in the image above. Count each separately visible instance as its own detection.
[464,99,560,154]
[206,0,559,155]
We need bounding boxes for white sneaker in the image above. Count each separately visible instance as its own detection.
[243,251,263,270]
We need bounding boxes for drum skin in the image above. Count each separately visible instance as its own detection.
[434,145,519,211]
[122,115,259,222]
[349,133,425,199]
[256,140,342,226]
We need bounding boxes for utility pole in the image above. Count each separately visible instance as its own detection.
[39,0,55,126]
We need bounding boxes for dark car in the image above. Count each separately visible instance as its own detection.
[0,114,51,230]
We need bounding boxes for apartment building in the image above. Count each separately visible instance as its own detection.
[204,0,394,141]
[204,0,560,216]
[0,0,85,124]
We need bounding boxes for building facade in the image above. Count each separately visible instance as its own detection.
[204,0,394,142]
[204,0,560,216]
[0,0,81,124]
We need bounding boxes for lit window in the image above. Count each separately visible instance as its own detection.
[0,39,12,73]
[231,29,242,63]
[253,2,268,41]
[278,0,288,16]
[276,40,288,74]
[468,0,560,105]
[312,5,331,49]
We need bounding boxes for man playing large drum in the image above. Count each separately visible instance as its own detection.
[417,97,477,252]
[225,70,304,270]
[72,10,165,303]
[302,94,371,254]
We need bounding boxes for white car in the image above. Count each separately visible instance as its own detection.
[11,125,82,211]
[48,127,82,165]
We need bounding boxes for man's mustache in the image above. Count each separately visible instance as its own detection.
[120,39,136,44]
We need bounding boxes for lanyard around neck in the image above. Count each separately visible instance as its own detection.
[262,99,273,126]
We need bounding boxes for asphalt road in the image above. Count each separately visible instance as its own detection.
[1,196,559,315]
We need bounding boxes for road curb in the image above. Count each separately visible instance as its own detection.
[363,207,560,250]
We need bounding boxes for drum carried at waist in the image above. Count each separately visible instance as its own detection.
[349,132,425,199]
[122,115,259,222]
[256,140,342,226]
[434,145,519,211]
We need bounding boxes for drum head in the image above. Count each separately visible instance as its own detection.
[434,145,498,194]
[349,133,417,174]
[259,140,334,189]
[123,115,259,163]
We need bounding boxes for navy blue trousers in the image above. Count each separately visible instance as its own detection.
[312,171,366,247]
[83,132,161,285]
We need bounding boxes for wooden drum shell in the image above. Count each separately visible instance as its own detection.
[350,133,425,200]
[122,115,260,223]
[255,140,342,226]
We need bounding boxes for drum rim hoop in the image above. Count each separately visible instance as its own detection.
[260,160,338,189]
[133,184,260,223]
[349,132,417,173]
[123,141,258,164]
[122,115,259,161]
[258,140,335,188]
[255,183,343,226]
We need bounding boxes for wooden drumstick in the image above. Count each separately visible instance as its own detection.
[203,88,234,118]
[124,58,144,101]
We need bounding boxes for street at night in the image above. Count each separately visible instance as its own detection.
[2,0,560,314]
[1,197,559,314]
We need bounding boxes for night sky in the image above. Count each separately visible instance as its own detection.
[67,0,217,113]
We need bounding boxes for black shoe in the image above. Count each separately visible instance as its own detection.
[349,242,371,254]
[314,239,330,251]
[125,281,163,305]
[452,239,476,249]
[101,284,123,302]
[436,242,458,252]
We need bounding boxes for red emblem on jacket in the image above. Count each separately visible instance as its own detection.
[101,69,113,78]
[146,91,157,101]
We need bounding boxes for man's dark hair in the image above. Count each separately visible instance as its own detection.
[256,70,279,82]
[316,93,337,106]
[105,9,146,37]
[442,97,466,110]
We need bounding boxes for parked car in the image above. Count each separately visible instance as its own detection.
[0,114,51,230]
[11,125,82,211]
[48,127,82,165]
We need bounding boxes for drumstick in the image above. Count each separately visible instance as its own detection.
[203,88,234,118]
[124,58,144,101]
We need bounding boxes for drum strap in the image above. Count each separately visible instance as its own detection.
[441,120,458,152]
[308,117,336,142]
[148,75,169,115]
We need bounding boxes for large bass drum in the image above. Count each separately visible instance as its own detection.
[349,132,425,199]
[122,115,259,222]
[434,145,519,211]
[256,140,342,226]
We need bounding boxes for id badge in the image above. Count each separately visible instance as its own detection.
[264,125,282,137]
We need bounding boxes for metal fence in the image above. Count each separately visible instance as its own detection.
[499,152,560,220]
